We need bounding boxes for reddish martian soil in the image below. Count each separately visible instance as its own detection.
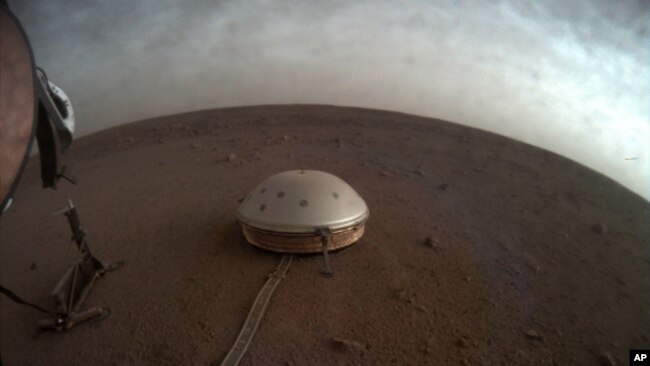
[1,105,648,365]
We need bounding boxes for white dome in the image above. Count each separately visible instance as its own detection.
[237,170,369,234]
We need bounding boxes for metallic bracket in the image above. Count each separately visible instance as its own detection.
[317,228,333,277]
[38,200,123,333]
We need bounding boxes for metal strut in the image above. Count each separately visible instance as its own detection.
[37,199,123,332]
[318,228,333,277]
[220,254,294,366]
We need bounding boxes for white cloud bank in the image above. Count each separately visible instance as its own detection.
[11,0,649,199]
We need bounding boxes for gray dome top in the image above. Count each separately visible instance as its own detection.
[237,170,369,233]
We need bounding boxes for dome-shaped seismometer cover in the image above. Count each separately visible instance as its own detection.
[237,170,369,253]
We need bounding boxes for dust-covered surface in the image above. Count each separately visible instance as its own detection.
[1,105,648,365]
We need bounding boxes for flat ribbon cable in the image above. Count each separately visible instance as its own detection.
[221,254,294,366]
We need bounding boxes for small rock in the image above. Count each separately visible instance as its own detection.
[525,329,542,341]
[516,349,526,357]
[198,320,208,331]
[331,337,365,352]
[526,261,541,274]
[455,338,469,348]
[463,276,471,282]
[437,183,448,191]
[424,236,439,250]
[227,153,237,162]
[597,352,616,366]
[29,263,37,270]
[591,223,608,234]
[396,289,409,301]
[282,135,289,141]
[414,169,424,177]
[380,171,390,177]
[191,143,202,149]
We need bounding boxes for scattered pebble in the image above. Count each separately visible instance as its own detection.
[29,263,37,270]
[455,338,469,348]
[525,329,542,341]
[380,171,390,177]
[191,143,202,149]
[331,337,365,352]
[424,236,440,250]
[437,183,448,191]
[227,153,237,162]
[597,352,616,366]
[614,277,625,287]
[526,260,541,274]
[282,135,289,141]
[591,223,608,234]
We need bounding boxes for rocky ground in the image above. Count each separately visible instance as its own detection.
[1,105,648,365]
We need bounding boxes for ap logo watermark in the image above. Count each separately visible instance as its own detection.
[631,350,649,365]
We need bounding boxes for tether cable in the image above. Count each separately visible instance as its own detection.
[220,254,294,366]
[0,284,57,315]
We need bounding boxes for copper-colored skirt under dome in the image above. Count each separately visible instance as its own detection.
[240,223,365,254]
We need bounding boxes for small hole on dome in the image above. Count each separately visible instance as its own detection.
[260,204,266,211]
[277,191,285,198]
[299,200,308,207]
[333,192,339,199]
[260,188,267,194]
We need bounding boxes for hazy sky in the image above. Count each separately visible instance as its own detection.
[10,0,649,200]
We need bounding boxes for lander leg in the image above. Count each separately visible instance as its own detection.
[38,200,123,332]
